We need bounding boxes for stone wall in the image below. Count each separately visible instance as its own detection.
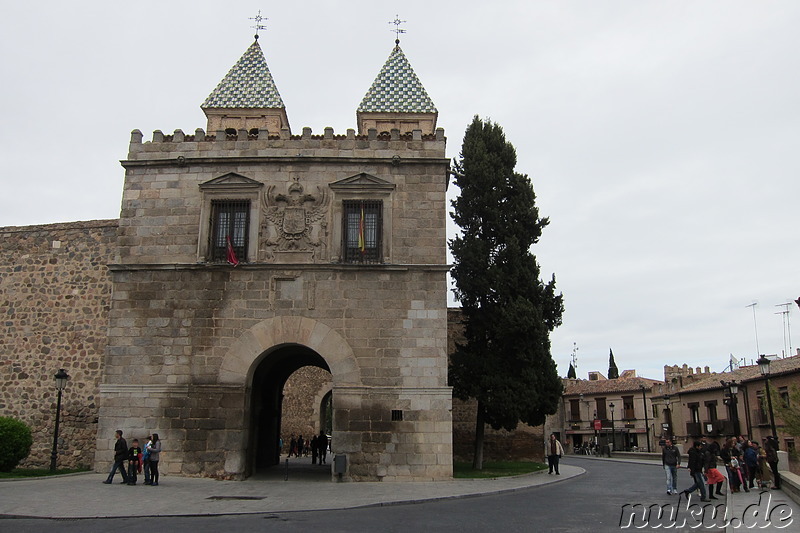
[0,220,117,470]
[447,308,546,463]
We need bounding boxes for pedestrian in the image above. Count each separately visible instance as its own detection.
[743,441,759,489]
[318,431,328,465]
[102,430,129,484]
[661,438,680,495]
[703,440,724,499]
[681,440,709,502]
[757,446,774,489]
[311,434,319,464]
[143,435,153,485]
[289,435,297,457]
[721,438,744,493]
[547,433,565,475]
[148,433,162,486]
[127,438,142,485]
[764,436,781,490]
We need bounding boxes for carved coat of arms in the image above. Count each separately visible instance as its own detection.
[262,180,329,260]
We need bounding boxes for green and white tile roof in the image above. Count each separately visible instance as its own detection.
[202,40,285,109]
[358,46,437,114]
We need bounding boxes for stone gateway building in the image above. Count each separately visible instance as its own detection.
[96,36,452,482]
[1,35,548,481]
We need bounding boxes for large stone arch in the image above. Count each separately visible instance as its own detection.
[219,315,360,387]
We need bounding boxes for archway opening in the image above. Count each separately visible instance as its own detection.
[247,343,331,477]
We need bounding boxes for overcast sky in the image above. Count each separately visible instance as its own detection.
[2,1,798,380]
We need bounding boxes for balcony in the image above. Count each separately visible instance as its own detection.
[686,422,701,436]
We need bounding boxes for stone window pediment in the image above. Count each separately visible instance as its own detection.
[329,173,395,193]
[199,173,264,191]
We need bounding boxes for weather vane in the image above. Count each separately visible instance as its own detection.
[389,15,406,46]
[250,10,268,40]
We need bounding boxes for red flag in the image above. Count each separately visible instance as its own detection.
[358,204,366,254]
[226,235,240,266]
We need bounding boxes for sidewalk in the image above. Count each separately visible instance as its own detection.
[0,459,584,519]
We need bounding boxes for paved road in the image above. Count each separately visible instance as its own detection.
[1,456,797,532]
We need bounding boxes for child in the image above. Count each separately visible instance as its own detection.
[729,457,745,492]
[143,435,152,485]
[127,438,142,485]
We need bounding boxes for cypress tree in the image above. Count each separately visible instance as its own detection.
[567,363,577,379]
[449,116,564,469]
[608,349,619,379]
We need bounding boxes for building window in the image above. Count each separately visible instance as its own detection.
[756,391,768,425]
[342,200,382,263]
[779,386,789,408]
[570,399,581,422]
[209,200,249,262]
[689,404,700,424]
[596,398,607,420]
[622,396,635,420]
[705,401,718,422]
[391,410,404,421]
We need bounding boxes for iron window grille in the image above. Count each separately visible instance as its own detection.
[209,199,249,262]
[342,200,382,264]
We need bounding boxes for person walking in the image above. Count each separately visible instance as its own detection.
[147,433,162,486]
[547,433,565,475]
[661,438,681,495]
[743,441,759,489]
[764,436,781,490]
[102,430,129,484]
[703,444,725,499]
[681,441,709,502]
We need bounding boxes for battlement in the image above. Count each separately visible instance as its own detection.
[127,126,447,162]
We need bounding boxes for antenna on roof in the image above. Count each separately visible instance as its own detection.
[250,10,268,40]
[775,301,793,357]
[571,342,579,373]
[389,15,407,46]
[746,302,760,357]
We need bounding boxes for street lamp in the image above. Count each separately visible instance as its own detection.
[609,402,616,454]
[721,379,740,438]
[50,368,69,472]
[640,385,651,452]
[756,356,778,446]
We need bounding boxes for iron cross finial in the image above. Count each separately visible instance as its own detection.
[389,15,406,46]
[250,10,268,40]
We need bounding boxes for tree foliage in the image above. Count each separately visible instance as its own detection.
[449,116,565,458]
[0,416,33,472]
[608,349,619,379]
[773,384,800,438]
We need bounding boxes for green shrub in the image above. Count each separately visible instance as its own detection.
[0,417,33,472]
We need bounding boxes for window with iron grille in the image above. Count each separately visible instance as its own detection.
[342,200,382,263]
[209,200,249,262]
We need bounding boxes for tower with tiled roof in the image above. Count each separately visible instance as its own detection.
[201,36,290,135]
[357,42,438,135]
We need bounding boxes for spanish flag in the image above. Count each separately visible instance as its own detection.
[358,204,366,254]
[226,235,240,266]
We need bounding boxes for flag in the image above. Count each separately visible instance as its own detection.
[226,235,240,266]
[358,204,366,254]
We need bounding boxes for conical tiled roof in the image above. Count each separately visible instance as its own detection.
[357,45,437,114]
[202,39,285,109]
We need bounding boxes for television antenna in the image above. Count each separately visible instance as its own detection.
[775,302,793,357]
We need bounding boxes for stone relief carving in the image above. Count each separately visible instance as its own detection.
[261,178,329,261]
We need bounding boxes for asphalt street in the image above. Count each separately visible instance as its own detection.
[1,456,797,532]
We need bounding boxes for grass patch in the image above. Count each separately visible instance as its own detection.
[0,467,90,479]
[453,461,547,479]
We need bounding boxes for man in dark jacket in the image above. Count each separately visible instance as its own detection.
[102,430,129,484]
[764,436,781,489]
[681,441,709,501]
[661,439,681,495]
[743,441,759,489]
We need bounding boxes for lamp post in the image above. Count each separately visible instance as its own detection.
[721,379,740,438]
[757,356,778,446]
[609,402,616,454]
[49,368,69,473]
[640,385,651,452]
